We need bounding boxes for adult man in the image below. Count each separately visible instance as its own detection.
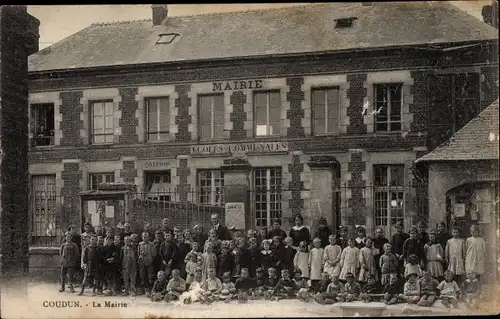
[122,222,133,240]
[211,213,231,241]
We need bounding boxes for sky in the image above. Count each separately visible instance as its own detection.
[28,2,491,50]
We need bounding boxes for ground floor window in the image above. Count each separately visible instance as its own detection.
[373,165,406,233]
[198,170,224,206]
[89,172,115,190]
[144,170,171,201]
[254,167,282,227]
[31,174,57,246]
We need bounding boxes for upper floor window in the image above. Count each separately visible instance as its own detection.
[91,101,114,144]
[89,172,115,190]
[374,83,402,132]
[144,170,171,201]
[254,91,281,137]
[312,87,340,135]
[198,94,225,141]
[31,103,54,147]
[146,97,170,142]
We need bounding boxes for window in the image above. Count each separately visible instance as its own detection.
[254,91,281,136]
[374,83,402,132]
[31,174,57,246]
[335,17,357,28]
[374,165,405,228]
[146,97,170,142]
[89,172,115,190]
[254,167,282,227]
[144,171,171,201]
[312,87,340,135]
[91,101,114,144]
[198,170,224,206]
[198,94,225,141]
[30,103,55,147]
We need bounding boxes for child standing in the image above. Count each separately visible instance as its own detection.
[260,240,273,274]
[95,236,106,295]
[59,233,79,293]
[339,238,360,281]
[343,273,361,302]
[201,244,217,282]
[150,271,168,302]
[204,229,222,255]
[359,237,379,284]
[400,272,421,304]
[217,245,235,279]
[323,235,342,279]
[336,226,349,249]
[404,254,422,279]
[185,252,200,289]
[355,226,367,249]
[425,231,444,279]
[465,225,486,281]
[309,238,325,290]
[417,269,439,307]
[314,217,332,248]
[379,243,398,286]
[402,226,425,269]
[233,238,251,279]
[138,231,157,295]
[446,227,466,284]
[79,235,98,296]
[437,270,461,308]
[121,236,137,296]
[294,241,310,280]
[248,237,261,278]
[282,237,296,272]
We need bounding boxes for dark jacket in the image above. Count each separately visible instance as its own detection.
[81,245,99,274]
[316,279,331,293]
[193,233,208,251]
[402,238,425,263]
[103,244,121,270]
[248,246,262,278]
[289,226,311,247]
[265,276,279,289]
[282,246,296,271]
[214,224,232,241]
[160,240,179,270]
[260,250,273,274]
[217,252,235,278]
[391,232,409,257]
[267,228,287,241]
[235,277,257,291]
[60,241,80,267]
[275,279,296,294]
[234,247,251,271]
[314,226,332,248]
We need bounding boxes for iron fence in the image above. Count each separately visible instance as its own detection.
[29,182,428,246]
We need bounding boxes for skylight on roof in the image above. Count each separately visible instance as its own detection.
[156,33,179,44]
[335,17,358,29]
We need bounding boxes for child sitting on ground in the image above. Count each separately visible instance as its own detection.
[235,268,256,303]
[417,269,439,307]
[313,272,331,303]
[317,275,345,304]
[463,272,481,310]
[164,269,186,302]
[179,268,203,304]
[252,267,266,299]
[343,272,362,302]
[360,274,382,303]
[150,271,168,302]
[264,267,279,299]
[220,271,237,303]
[200,268,222,304]
[384,273,403,305]
[399,272,421,304]
[438,270,461,308]
[272,269,296,301]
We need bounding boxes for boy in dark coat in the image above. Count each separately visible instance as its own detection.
[59,233,80,293]
[79,235,98,296]
[103,236,121,296]
[248,238,261,278]
[282,237,296,272]
[314,217,332,248]
[217,245,235,278]
[235,268,257,302]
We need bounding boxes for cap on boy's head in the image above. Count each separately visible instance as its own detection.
[155,230,163,235]
[346,273,354,279]
[256,267,263,273]
[318,217,327,225]
[294,269,302,275]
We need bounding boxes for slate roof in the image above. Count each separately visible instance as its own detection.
[416,99,500,162]
[28,2,498,72]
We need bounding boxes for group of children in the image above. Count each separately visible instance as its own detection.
[58,216,486,309]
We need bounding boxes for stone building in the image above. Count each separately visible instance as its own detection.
[27,3,498,271]
[0,5,39,275]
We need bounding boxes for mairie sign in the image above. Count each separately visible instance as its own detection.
[191,142,289,155]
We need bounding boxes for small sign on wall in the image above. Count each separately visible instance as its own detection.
[88,201,97,214]
[225,202,245,230]
[453,203,466,218]
[105,205,115,218]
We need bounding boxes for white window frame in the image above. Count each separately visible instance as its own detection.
[253,167,282,227]
[30,103,55,147]
[88,172,115,190]
[31,174,57,244]
[198,94,224,141]
[254,90,281,137]
[91,100,114,144]
[374,83,403,132]
[311,86,340,135]
[374,165,405,232]
[198,170,224,206]
[146,97,170,142]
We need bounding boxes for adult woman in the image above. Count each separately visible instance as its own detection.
[193,225,207,252]
[267,219,287,241]
[289,214,310,248]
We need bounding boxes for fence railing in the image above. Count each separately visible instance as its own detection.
[29,183,428,246]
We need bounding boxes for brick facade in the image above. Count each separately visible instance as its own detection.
[229,91,247,140]
[285,77,305,138]
[288,153,304,217]
[59,91,83,146]
[118,87,139,144]
[174,84,192,142]
[0,6,39,276]
[347,150,366,226]
[120,159,137,183]
[60,161,82,227]
[346,73,368,135]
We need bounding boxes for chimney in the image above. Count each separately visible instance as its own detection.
[152,5,168,26]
